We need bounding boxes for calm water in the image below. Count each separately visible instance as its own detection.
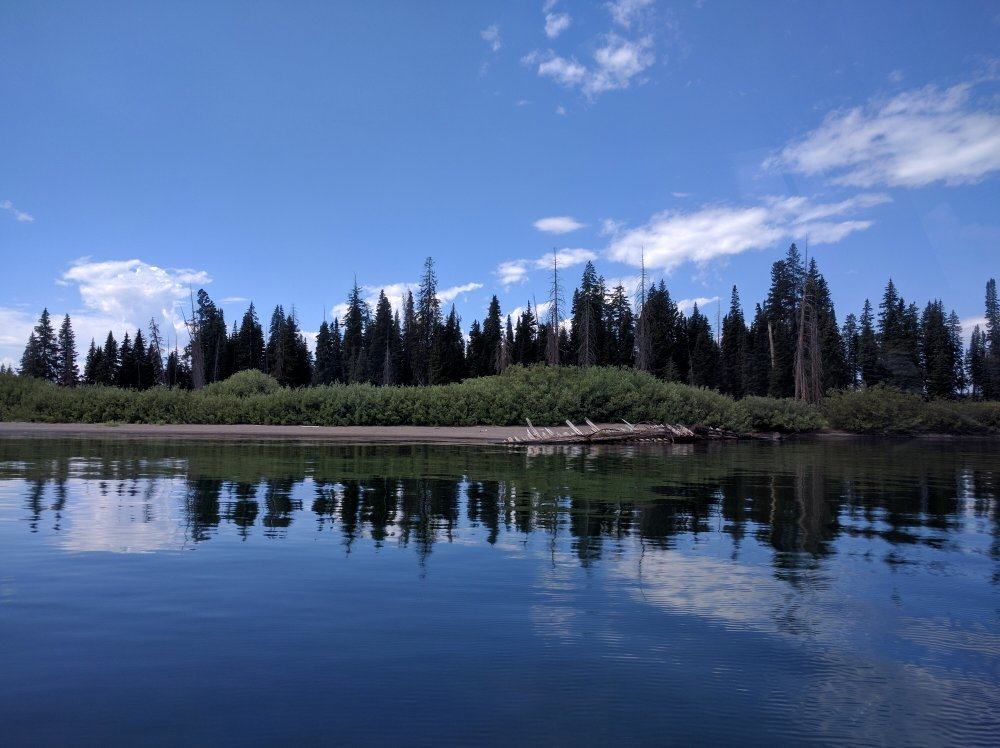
[0,438,997,746]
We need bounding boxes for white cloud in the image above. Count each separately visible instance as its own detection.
[545,12,571,39]
[516,99,530,107]
[0,308,34,352]
[1,199,34,223]
[60,259,211,333]
[533,215,585,233]
[440,282,484,304]
[676,296,720,314]
[495,249,597,289]
[607,0,654,28]
[525,34,654,98]
[767,82,1000,188]
[671,191,691,198]
[481,24,502,53]
[221,296,249,304]
[496,261,530,288]
[606,193,889,273]
[555,104,567,115]
[888,69,904,84]
[545,248,598,268]
[961,316,987,345]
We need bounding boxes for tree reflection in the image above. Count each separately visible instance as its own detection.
[3,439,996,584]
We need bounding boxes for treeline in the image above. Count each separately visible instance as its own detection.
[12,247,1000,401]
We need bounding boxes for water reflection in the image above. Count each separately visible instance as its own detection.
[1,438,998,745]
[1,439,997,570]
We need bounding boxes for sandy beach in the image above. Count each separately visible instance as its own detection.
[0,421,547,444]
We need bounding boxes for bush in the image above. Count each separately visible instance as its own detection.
[822,386,1000,434]
[203,370,281,398]
[4,367,994,435]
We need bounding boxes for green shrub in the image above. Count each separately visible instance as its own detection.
[203,369,281,398]
[822,386,1000,434]
[2,367,995,435]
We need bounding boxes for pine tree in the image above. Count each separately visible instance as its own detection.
[191,289,227,384]
[435,305,466,383]
[414,257,442,384]
[984,278,1000,398]
[20,309,59,380]
[643,282,682,381]
[266,306,288,382]
[947,310,966,395]
[687,303,720,388]
[858,299,879,387]
[99,332,119,386]
[498,316,514,373]
[117,332,135,389]
[340,282,368,384]
[400,291,418,385]
[55,314,79,387]
[841,313,860,388]
[720,286,747,398]
[233,303,265,374]
[366,291,399,385]
[19,332,39,378]
[805,259,847,392]
[481,295,503,375]
[513,303,539,365]
[83,339,102,385]
[968,325,986,397]
[283,310,313,387]
[466,320,484,377]
[147,318,165,386]
[877,280,921,391]
[605,284,634,368]
[920,300,958,398]
[313,321,336,385]
[133,329,152,389]
[570,262,605,367]
[764,244,805,397]
[743,304,771,396]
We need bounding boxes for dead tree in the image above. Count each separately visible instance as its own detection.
[183,291,205,389]
[545,248,563,366]
[635,246,650,372]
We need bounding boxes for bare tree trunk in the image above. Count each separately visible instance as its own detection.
[546,248,562,366]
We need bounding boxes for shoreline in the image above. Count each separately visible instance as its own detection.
[1,421,996,444]
[0,421,551,444]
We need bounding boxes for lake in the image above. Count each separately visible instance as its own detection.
[0,437,997,746]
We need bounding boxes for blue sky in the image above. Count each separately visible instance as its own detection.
[2,0,999,364]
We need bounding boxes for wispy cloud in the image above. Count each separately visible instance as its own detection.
[676,296,720,314]
[481,24,502,53]
[495,248,597,288]
[1,199,34,223]
[524,33,654,99]
[439,281,484,303]
[607,0,654,28]
[545,11,571,39]
[221,296,249,304]
[533,215,585,233]
[605,193,890,273]
[767,81,1000,188]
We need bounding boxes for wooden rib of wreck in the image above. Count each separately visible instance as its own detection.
[504,419,742,445]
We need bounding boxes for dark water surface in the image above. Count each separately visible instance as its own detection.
[0,437,997,746]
